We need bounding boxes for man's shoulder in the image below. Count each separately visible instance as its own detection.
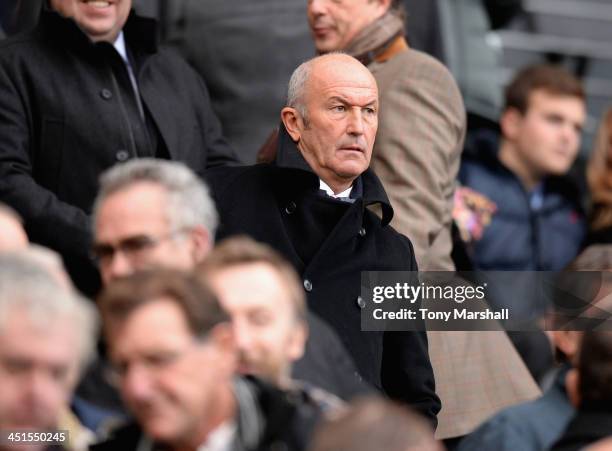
[0,28,49,63]
[237,376,320,451]
[374,47,459,91]
[89,421,142,451]
[205,164,276,194]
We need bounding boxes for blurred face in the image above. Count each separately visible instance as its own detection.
[307,0,389,53]
[206,263,306,386]
[94,182,208,285]
[503,90,586,179]
[282,55,378,193]
[0,308,79,441]
[50,0,131,43]
[108,298,235,448]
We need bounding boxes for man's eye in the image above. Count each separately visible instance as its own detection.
[364,107,376,115]
[332,105,346,112]
[122,237,155,253]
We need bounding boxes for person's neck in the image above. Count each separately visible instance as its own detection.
[170,385,236,451]
[498,140,543,191]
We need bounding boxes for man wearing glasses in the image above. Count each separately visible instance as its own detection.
[92,158,216,285]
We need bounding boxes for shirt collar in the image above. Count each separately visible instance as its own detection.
[320,179,353,199]
[113,31,129,65]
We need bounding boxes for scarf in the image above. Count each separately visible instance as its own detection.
[344,12,405,65]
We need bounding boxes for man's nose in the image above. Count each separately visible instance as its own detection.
[122,364,155,403]
[233,322,254,351]
[347,110,365,136]
[103,250,134,283]
[308,0,326,16]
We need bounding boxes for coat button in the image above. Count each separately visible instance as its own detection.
[359,227,366,237]
[303,279,312,292]
[115,150,130,162]
[285,201,296,214]
[100,89,113,100]
[356,296,366,309]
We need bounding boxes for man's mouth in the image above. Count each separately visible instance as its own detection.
[311,23,334,38]
[340,145,364,153]
[81,0,113,8]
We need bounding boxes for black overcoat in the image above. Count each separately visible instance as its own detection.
[0,8,236,293]
[206,128,440,425]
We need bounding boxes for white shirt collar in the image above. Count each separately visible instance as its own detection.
[320,179,352,199]
[113,31,129,65]
[137,421,236,451]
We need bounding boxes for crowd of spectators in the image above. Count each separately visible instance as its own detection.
[1,1,612,451]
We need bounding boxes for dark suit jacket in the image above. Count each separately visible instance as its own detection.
[206,127,440,425]
[0,7,236,294]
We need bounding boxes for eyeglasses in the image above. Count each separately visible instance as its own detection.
[91,229,188,265]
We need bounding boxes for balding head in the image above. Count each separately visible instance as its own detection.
[282,54,378,194]
[0,205,28,252]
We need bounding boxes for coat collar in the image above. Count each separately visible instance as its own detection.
[39,3,158,58]
[275,124,395,225]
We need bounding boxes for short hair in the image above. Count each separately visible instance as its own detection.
[309,397,440,451]
[98,269,229,339]
[93,158,218,242]
[504,64,585,114]
[286,52,348,123]
[197,236,306,322]
[577,332,612,406]
[0,253,99,373]
[287,59,313,121]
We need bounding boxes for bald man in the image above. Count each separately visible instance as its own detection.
[206,54,439,425]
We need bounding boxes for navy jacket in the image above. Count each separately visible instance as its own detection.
[459,130,585,271]
[206,126,439,426]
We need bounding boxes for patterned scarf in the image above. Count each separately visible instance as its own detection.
[344,12,405,64]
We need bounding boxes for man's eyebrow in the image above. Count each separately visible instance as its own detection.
[326,96,378,106]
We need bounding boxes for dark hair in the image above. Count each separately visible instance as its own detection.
[309,397,438,451]
[197,236,306,322]
[577,332,612,406]
[504,64,585,114]
[98,269,229,338]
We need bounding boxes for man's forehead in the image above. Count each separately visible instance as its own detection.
[308,57,378,96]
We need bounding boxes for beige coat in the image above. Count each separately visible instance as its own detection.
[367,44,540,438]
[368,47,464,271]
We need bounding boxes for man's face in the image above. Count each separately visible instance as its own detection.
[283,55,379,192]
[307,0,389,53]
[505,90,586,178]
[94,182,202,285]
[108,298,235,447]
[0,308,79,437]
[206,263,306,386]
[50,0,131,43]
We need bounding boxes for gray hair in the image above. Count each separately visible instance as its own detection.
[93,158,218,243]
[0,253,99,373]
[287,60,313,121]
[286,52,350,124]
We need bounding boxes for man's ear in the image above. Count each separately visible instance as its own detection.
[208,322,237,373]
[500,107,523,141]
[190,225,212,264]
[281,107,302,143]
[377,0,393,13]
[287,320,308,362]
